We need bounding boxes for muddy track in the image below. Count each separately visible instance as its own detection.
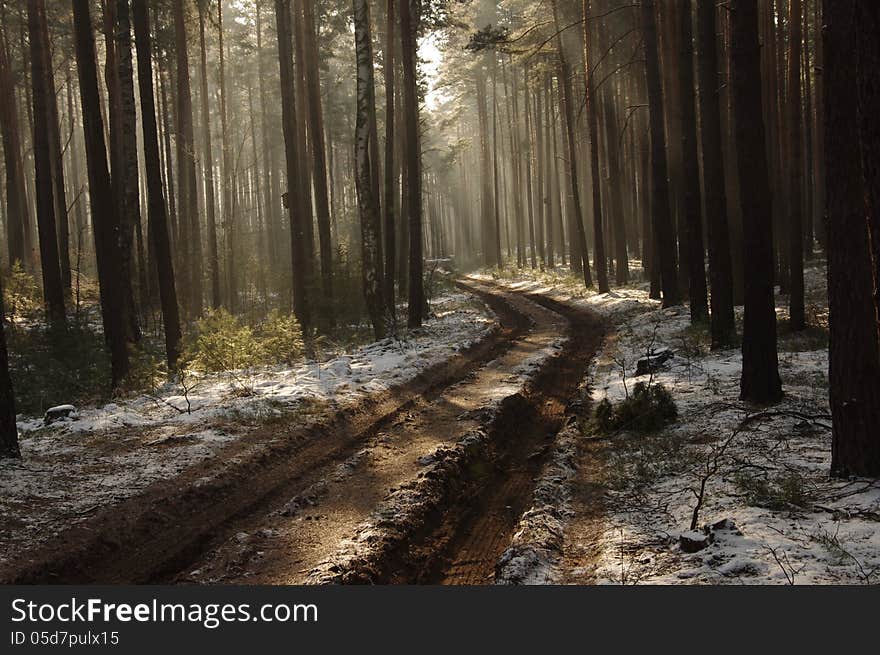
[361,289,605,585]
[0,283,527,585]
[1,282,603,586]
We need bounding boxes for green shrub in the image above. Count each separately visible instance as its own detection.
[734,470,815,510]
[256,309,305,365]
[3,262,41,321]
[7,323,111,415]
[593,382,678,434]
[185,308,305,374]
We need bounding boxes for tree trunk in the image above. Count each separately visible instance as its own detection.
[677,0,709,322]
[274,0,311,332]
[812,0,826,253]
[551,0,591,288]
[383,0,397,319]
[39,4,71,294]
[217,0,235,312]
[854,2,880,348]
[787,0,806,330]
[731,0,782,403]
[696,0,736,348]
[132,0,182,369]
[354,0,388,339]
[302,0,334,322]
[583,0,609,293]
[603,89,629,286]
[172,0,203,318]
[0,275,18,458]
[72,0,130,387]
[115,0,144,338]
[197,3,221,310]
[26,0,65,326]
[0,28,30,269]
[826,0,880,476]
[641,0,680,306]
[401,0,424,328]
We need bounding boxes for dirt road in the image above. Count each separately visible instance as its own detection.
[1,280,603,585]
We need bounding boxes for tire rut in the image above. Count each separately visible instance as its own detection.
[402,288,605,585]
[180,282,568,584]
[0,283,526,584]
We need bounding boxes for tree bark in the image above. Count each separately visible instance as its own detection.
[696,0,736,348]
[677,0,709,322]
[274,0,311,332]
[197,2,221,310]
[115,0,144,338]
[172,0,203,318]
[26,0,65,326]
[354,0,388,339]
[826,0,880,476]
[132,0,182,369]
[0,274,18,458]
[583,0,609,293]
[72,0,130,387]
[302,0,334,322]
[731,0,782,403]
[0,28,30,269]
[854,2,880,348]
[401,0,424,328]
[641,0,680,306]
[551,0,592,288]
[383,0,397,319]
[787,0,806,330]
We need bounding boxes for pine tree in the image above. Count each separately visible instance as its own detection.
[731,0,782,403]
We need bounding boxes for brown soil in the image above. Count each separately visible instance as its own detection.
[0,281,605,585]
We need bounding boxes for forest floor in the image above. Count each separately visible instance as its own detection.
[0,279,605,584]
[483,260,880,585]
[2,261,876,585]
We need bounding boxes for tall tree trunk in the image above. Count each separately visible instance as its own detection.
[197,2,221,310]
[26,0,65,326]
[302,0,334,322]
[383,0,397,319]
[39,4,70,294]
[811,0,826,253]
[65,65,86,280]
[677,0,709,322]
[0,275,18,458]
[274,0,311,332]
[583,0,609,292]
[172,0,202,318]
[854,2,880,348]
[115,0,144,338]
[826,0,880,476]
[603,89,629,286]
[787,0,805,330]
[401,0,424,327]
[543,75,556,267]
[217,0,235,312]
[551,0,591,288]
[696,0,736,348]
[0,29,30,269]
[731,0,782,403]
[641,0,680,306]
[132,0,181,369]
[354,0,388,339]
[72,0,130,387]
[476,72,495,266]
[256,1,278,274]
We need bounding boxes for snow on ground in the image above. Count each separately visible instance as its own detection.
[0,293,495,562]
[483,263,880,585]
